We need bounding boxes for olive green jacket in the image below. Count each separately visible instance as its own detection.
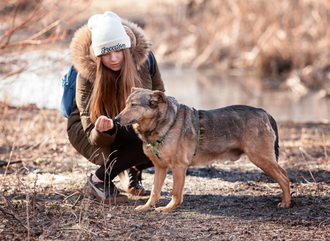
[68,19,165,156]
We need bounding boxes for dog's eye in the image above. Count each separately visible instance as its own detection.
[131,103,137,107]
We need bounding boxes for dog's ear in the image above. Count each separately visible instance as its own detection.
[150,90,166,106]
[131,87,141,93]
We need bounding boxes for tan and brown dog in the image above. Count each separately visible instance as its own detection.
[115,88,291,212]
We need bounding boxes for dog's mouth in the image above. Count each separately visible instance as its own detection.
[115,116,138,126]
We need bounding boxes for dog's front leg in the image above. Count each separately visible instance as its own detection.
[135,164,168,211]
[155,165,187,213]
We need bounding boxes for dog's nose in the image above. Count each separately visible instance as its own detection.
[114,116,120,124]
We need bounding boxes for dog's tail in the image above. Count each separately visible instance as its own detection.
[268,113,279,161]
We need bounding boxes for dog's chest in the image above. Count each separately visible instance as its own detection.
[143,142,171,166]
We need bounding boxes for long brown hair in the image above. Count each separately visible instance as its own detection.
[90,48,142,122]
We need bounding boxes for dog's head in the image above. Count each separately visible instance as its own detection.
[115,87,166,127]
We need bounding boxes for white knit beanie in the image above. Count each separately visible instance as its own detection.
[88,11,131,57]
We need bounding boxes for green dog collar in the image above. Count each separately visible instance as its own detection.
[148,131,168,158]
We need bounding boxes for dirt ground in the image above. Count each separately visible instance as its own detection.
[0,104,330,240]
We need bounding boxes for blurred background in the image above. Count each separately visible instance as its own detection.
[1,0,330,121]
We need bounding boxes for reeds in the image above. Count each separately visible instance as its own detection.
[145,0,330,83]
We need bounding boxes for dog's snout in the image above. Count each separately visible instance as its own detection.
[114,116,120,124]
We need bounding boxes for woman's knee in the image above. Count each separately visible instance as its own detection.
[67,115,111,166]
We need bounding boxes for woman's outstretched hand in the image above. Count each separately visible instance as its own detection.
[95,115,114,132]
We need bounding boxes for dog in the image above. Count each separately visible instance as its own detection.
[115,88,291,212]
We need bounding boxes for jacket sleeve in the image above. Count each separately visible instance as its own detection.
[75,74,118,148]
[151,56,165,92]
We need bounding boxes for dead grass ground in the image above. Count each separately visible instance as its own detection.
[0,104,330,240]
[1,1,330,239]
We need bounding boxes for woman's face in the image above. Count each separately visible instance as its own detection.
[101,49,124,71]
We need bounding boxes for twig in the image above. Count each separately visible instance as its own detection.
[70,211,78,223]
[299,147,316,183]
[71,195,81,209]
[54,191,67,198]
[3,0,22,45]
[39,108,55,140]
[319,218,330,228]
[0,160,22,167]
[62,191,79,202]
[0,206,14,216]
[26,192,30,240]
[1,65,26,79]
[0,192,29,231]
[27,20,62,42]
[322,133,328,160]
[0,5,44,46]
[32,173,38,211]
[0,108,21,190]
[49,232,62,240]
[300,175,310,184]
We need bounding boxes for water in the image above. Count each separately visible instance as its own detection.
[161,68,330,122]
[0,49,329,122]
[0,49,72,109]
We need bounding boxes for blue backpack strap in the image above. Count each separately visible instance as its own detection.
[60,65,78,118]
[147,51,156,78]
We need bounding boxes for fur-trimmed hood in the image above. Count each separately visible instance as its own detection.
[70,18,150,82]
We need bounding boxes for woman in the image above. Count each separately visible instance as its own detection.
[67,11,165,203]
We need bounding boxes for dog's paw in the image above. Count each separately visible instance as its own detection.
[277,201,291,208]
[155,206,174,213]
[135,204,153,211]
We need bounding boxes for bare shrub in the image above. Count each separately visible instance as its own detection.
[145,0,330,83]
[0,0,92,78]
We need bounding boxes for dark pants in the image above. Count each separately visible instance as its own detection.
[95,126,153,183]
[67,109,153,183]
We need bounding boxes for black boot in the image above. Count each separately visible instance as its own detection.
[126,167,146,196]
[84,174,128,203]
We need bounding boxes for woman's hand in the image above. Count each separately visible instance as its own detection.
[95,115,114,132]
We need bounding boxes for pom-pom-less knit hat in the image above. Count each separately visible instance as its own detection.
[88,11,131,56]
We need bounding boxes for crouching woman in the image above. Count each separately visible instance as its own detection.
[67,11,165,203]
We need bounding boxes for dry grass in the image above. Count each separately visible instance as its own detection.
[145,0,330,71]
[141,0,330,91]
[0,104,330,240]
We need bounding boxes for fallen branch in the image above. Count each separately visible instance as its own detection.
[0,192,29,231]
[0,206,13,216]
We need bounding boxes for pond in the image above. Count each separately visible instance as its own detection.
[0,49,329,122]
[162,68,330,122]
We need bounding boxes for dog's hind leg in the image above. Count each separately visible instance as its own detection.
[135,164,168,211]
[275,164,289,199]
[247,151,291,208]
[155,165,187,213]
[278,164,288,177]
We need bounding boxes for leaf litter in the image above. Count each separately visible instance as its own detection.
[0,104,330,240]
